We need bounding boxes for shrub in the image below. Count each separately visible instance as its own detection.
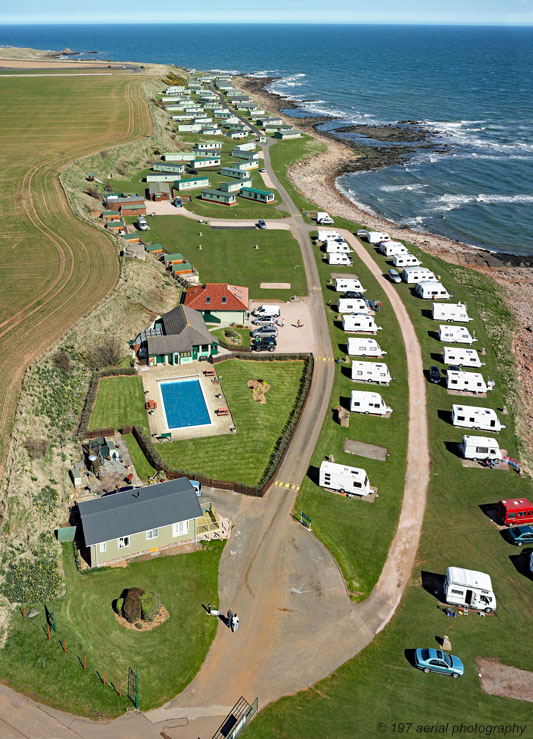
[86,187,100,200]
[54,349,73,373]
[141,591,161,621]
[115,597,124,615]
[122,587,144,623]
[85,336,123,370]
[24,437,49,460]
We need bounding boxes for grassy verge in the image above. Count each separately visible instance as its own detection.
[268,135,327,219]
[89,376,148,430]
[123,433,156,480]
[0,541,223,717]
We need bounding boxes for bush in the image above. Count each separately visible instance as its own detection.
[86,187,100,200]
[54,349,73,373]
[24,437,49,460]
[115,597,124,615]
[123,587,144,623]
[85,336,123,370]
[141,591,161,621]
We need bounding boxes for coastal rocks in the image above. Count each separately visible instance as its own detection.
[333,123,429,144]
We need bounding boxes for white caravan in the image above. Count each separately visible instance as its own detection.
[328,253,352,266]
[438,325,477,345]
[357,230,390,244]
[335,277,365,293]
[338,298,369,314]
[319,461,371,496]
[351,361,392,385]
[347,337,386,357]
[447,370,491,394]
[459,435,502,462]
[392,253,421,267]
[432,303,472,322]
[451,405,505,433]
[318,230,343,242]
[325,241,352,254]
[379,241,409,257]
[415,281,450,300]
[444,567,497,613]
[343,315,382,334]
[350,390,392,416]
[402,266,438,284]
[316,211,334,225]
[442,347,484,368]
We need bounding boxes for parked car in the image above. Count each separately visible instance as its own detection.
[429,366,442,384]
[259,168,266,173]
[508,525,533,546]
[252,336,276,352]
[251,325,278,338]
[188,168,198,175]
[414,648,464,679]
[257,219,267,229]
[448,365,461,373]
[173,197,182,207]
[530,551,533,574]
[388,269,401,284]
[344,291,365,300]
[252,315,278,326]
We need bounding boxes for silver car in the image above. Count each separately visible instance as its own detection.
[250,324,278,338]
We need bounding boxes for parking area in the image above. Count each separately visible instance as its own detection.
[248,299,316,355]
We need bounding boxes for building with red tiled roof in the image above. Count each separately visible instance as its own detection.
[183,283,249,324]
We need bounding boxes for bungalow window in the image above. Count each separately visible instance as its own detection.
[146,529,158,540]
[118,536,130,549]
[173,520,190,537]
[99,542,107,553]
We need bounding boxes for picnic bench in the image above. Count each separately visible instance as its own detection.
[216,407,229,416]
[204,368,216,377]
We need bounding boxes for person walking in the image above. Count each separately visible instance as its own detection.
[227,608,233,629]
[232,613,239,632]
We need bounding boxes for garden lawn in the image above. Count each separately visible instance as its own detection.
[211,326,251,348]
[0,541,224,717]
[142,216,308,300]
[123,433,156,480]
[89,375,148,430]
[159,358,305,486]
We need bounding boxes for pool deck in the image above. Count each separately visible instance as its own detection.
[140,362,236,441]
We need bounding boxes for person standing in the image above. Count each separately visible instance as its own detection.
[227,608,233,628]
[232,613,239,632]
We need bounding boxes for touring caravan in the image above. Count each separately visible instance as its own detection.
[443,347,484,367]
[335,277,365,293]
[446,370,491,394]
[326,241,352,254]
[351,361,392,385]
[402,266,437,284]
[358,230,390,244]
[451,405,505,432]
[316,211,334,225]
[392,253,421,268]
[438,326,477,345]
[350,390,392,416]
[343,315,382,334]
[444,567,497,613]
[347,338,386,357]
[319,461,371,496]
[328,253,352,266]
[459,435,502,463]
[432,303,472,322]
[338,298,369,314]
[415,281,450,300]
[318,230,343,242]
[379,241,409,257]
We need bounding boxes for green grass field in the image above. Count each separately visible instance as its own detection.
[0,542,223,717]
[89,376,148,430]
[123,433,156,480]
[159,359,305,486]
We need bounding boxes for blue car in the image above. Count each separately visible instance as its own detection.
[508,525,533,546]
[414,648,464,679]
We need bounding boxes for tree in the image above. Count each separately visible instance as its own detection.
[53,349,73,373]
[85,336,123,369]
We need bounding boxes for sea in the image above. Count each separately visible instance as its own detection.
[2,24,532,255]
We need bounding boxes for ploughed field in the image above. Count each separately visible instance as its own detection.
[0,74,152,478]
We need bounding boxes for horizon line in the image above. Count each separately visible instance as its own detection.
[1,21,533,27]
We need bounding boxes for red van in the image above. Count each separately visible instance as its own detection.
[497,498,533,527]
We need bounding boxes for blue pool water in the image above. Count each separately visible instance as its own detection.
[160,379,211,429]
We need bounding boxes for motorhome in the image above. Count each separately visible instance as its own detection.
[392,253,421,268]
[402,266,438,284]
[335,277,365,293]
[438,326,477,345]
[357,230,390,244]
[379,241,409,257]
[459,435,502,462]
[442,347,484,368]
[415,281,450,300]
[451,405,505,432]
[252,304,280,319]
[316,211,334,225]
[497,498,533,527]
[351,361,392,385]
[350,390,392,416]
[318,230,344,243]
[325,241,352,254]
[446,370,491,394]
[444,567,497,613]
[319,461,371,496]
[432,303,472,322]
[338,298,369,314]
[347,338,386,357]
[343,315,382,334]
[328,253,352,266]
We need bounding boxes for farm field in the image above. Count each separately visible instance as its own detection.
[0,73,153,480]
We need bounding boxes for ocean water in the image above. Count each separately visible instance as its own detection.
[2,24,532,254]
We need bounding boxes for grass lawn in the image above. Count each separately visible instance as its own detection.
[211,326,251,348]
[109,167,151,198]
[89,376,148,430]
[268,136,327,221]
[123,433,156,480]
[0,542,223,717]
[158,359,305,486]
[141,215,308,300]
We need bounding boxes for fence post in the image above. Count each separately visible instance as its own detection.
[83,655,86,671]
[103,671,106,686]
[63,640,67,654]
[47,626,50,641]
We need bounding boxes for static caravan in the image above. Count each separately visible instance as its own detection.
[239,187,275,204]
[350,390,392,416]
[402,266,437,284]
[189,157,221,169]
[318,230,344,243]
[335,277,365,293]
[200,128,223,136]
[379,241,409,257]
[392,253,421,267]
[220,167,251,180]
[415,281,450,300]
[338,298,369,314]
[164,152,197,162]
[459,435,502,463]
[153,161,184,173]
[146,172,180,183]
[228,131,248,139]
[233,142,256,152]
[451,405,505,433]
[328,253,352,266]
[442,347,484,368]
[325,241,352,254]
[219,178,252,193]
[319,461,371,497]
[446,370,491,394]
[343,315,381,334]
[231,149,259,160]
[174,176,210,192]
[347,338,386,358]
[444,567,497,613]
[432,303,472,322]
[351,361,392,385]
[234,160,259,171]
[438,325,477,345]
[359,230,390,245]
[200,189,237,206]
[177,124,203,132]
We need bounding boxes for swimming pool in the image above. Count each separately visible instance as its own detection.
[160,378,211,429]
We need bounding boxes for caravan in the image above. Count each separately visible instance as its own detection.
[338,298,369,314]
[392,253,421,267]
[443,347,484,367]
[316,211,334,225]
[325,241,352,254]
[415,281,450,300]
[459,435,502,462]
[347,337,386,357]
[328,253,352,266]
[379,241,409,257]
[446,369,491,394]
[439,325,477,345]
[343,315,382,334]
[318,230,343,242]
[402,266,437,284]
[351,361,392,385]
[451,404,505,432]
[335,277,365,293]
[357,230,390,244]
[444,567,497,613]
[432,303,472,322]
[319,461,371,496]
[350,390,392,415]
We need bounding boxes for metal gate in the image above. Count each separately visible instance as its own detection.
[212,696,258,739]
[127,667,139,709]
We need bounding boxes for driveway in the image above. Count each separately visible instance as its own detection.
[248,299,318,355]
